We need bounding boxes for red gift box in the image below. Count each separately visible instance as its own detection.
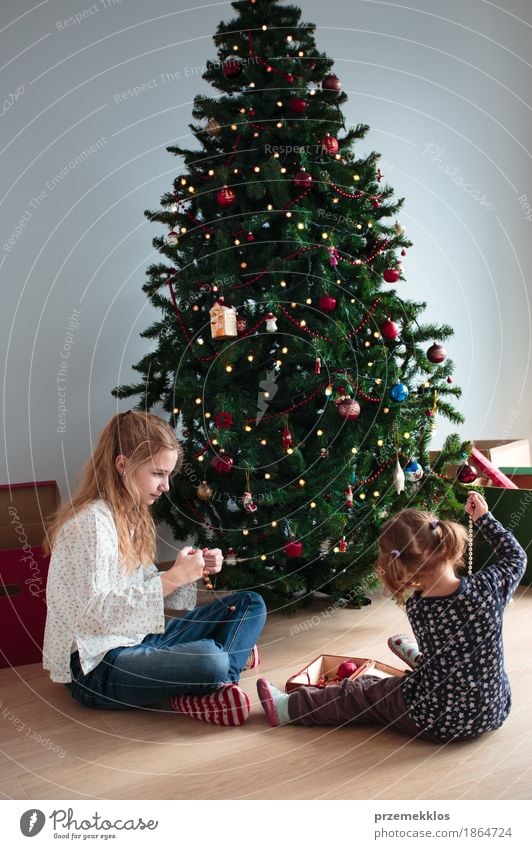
[0,481,60,668]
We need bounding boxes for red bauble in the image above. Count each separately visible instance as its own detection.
[337,660,357,679]
[223,57,242,79]
[457,464,478,484]
[321,134,339,155]
[336,398,361,420]
[284,73,295,83]
[380,318,399,340]
[247,108,256,117]
[284,540,303,558]
[322,74,342,93]
[236,315,248,334]
[289,97,308,114]
[319,295,337,312]
[217,186,236,207]
[427,342,447,364]
[383,268,400,283]
[211,454,234,474]
[246,232,255,241]
[214,411,234,430]
[293,169,312,189]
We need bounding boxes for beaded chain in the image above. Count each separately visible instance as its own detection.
[467,514,474,577]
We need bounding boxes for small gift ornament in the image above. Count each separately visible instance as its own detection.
[242,491,257,513]
[210,297,238,339]
[314,356,321,375]
[265,312,278,332]
[345,484,353,508]
[339,536,347,553]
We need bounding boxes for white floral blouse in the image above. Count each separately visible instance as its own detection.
[42,499,197,682]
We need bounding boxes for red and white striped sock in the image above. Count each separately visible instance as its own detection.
[168,684,251,726]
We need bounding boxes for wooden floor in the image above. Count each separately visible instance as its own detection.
[1,587,531,800]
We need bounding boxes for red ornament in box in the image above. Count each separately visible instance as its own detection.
[322,74,342,93]
[293,169,312,189]
[319,295,337,312]
[211,454,234,474]
[321,134,339,155]
[380,318,399,340]
[223,56,242,79]
[284,540,303,558]
[457,463,478,484]
[383,268,400,283]
[217,186,236,208]
[336,397,361,420]
[282,425,293,450]
[427,342,447,364]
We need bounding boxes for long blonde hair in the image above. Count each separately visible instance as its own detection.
[376,508,467,604]
[43,411,183,571]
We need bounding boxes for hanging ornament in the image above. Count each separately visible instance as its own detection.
[246,231,255,242]
[319,294,337,312]
[282,425,293,450]
[321,133,339,155]
[377,168,383,182]
[210,298,238,339]
[389,382,409,402]
[394,221,405,236]
[265,312,278,332]
[236,314,248,335]
[393,459,405,494]
[322,73,342,93]
[217,186,236,207]
[314,356,321,374]
[196,481,213,501]
[214,411,234,430]
[225,548,237,566]
[284,540,303,558]
[223,55,242,78]
[404,460,424,482]
[401,248,407,256]
[319,539,331,556]
[320,447,329,458]
[383,268,400,283]
[328,246,340,267]
[427,342,447,364]
[336,397,361,419]
[457,463,478,484]
[242,491,257,513]
[206,117,221,137]
[345,484,353,508]
[211,452,234,474]
[339,536,347,552]
[167,230,179,245]
[380,318,399,340]
[293,168,312,189]
[289,97,308,113]
[284,72,295,83]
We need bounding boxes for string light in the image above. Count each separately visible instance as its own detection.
[247,354,254,362]
[310,501,317,508]
[225,365,233,372]
[173,407,179,414]
[297,222,305,229]
[359,493,366,500]
[351,447,358,454]
[198,455,204,462]
[321,232,329,239]
[265,472,271,479]
[260,439,267,445]
[244,425,252,432]
[271,520,277,527]
[306,298,312,304]
[282,346,288,354]
[195,398,202,405]
[317,429,323,436]
[280,280,286,287]
[243,529,249,535]
[197,337,204,345]
[403,432,411,439]
[377,439,384,446]
[261,554,267,561]
[299,479,306,487]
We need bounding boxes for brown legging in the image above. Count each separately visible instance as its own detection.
[287,674,443,743]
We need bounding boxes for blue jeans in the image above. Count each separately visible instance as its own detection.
[65,591,266,710]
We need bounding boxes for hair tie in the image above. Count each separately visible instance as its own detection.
[430,520,439,530]
[390,549,401,559]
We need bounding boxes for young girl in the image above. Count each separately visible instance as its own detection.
[42,411,266,726]
[257,492,526,743]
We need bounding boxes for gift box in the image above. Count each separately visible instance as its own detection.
[0,480,60,668]
[285,654,405,693]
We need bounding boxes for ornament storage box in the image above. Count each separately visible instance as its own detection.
[0,480,60,668]
[286,654,405,693]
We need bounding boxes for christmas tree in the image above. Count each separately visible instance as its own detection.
[114,0,472,608]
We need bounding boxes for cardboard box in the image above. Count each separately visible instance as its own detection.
[0,481,60,668]
[498,468,532,490]
[473,439,530,467]
[474,485,532,586]
[285,654,405,693]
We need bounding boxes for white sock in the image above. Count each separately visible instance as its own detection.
[269,683,291,725]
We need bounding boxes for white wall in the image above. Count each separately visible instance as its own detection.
[1,0,531,557]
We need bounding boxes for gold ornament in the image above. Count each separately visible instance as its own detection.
[206,117,221,137]
[197,481,213,501]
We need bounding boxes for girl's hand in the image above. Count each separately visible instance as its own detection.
[172,546,206,583]
[464,491,489,522]
[202,547,223,575]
